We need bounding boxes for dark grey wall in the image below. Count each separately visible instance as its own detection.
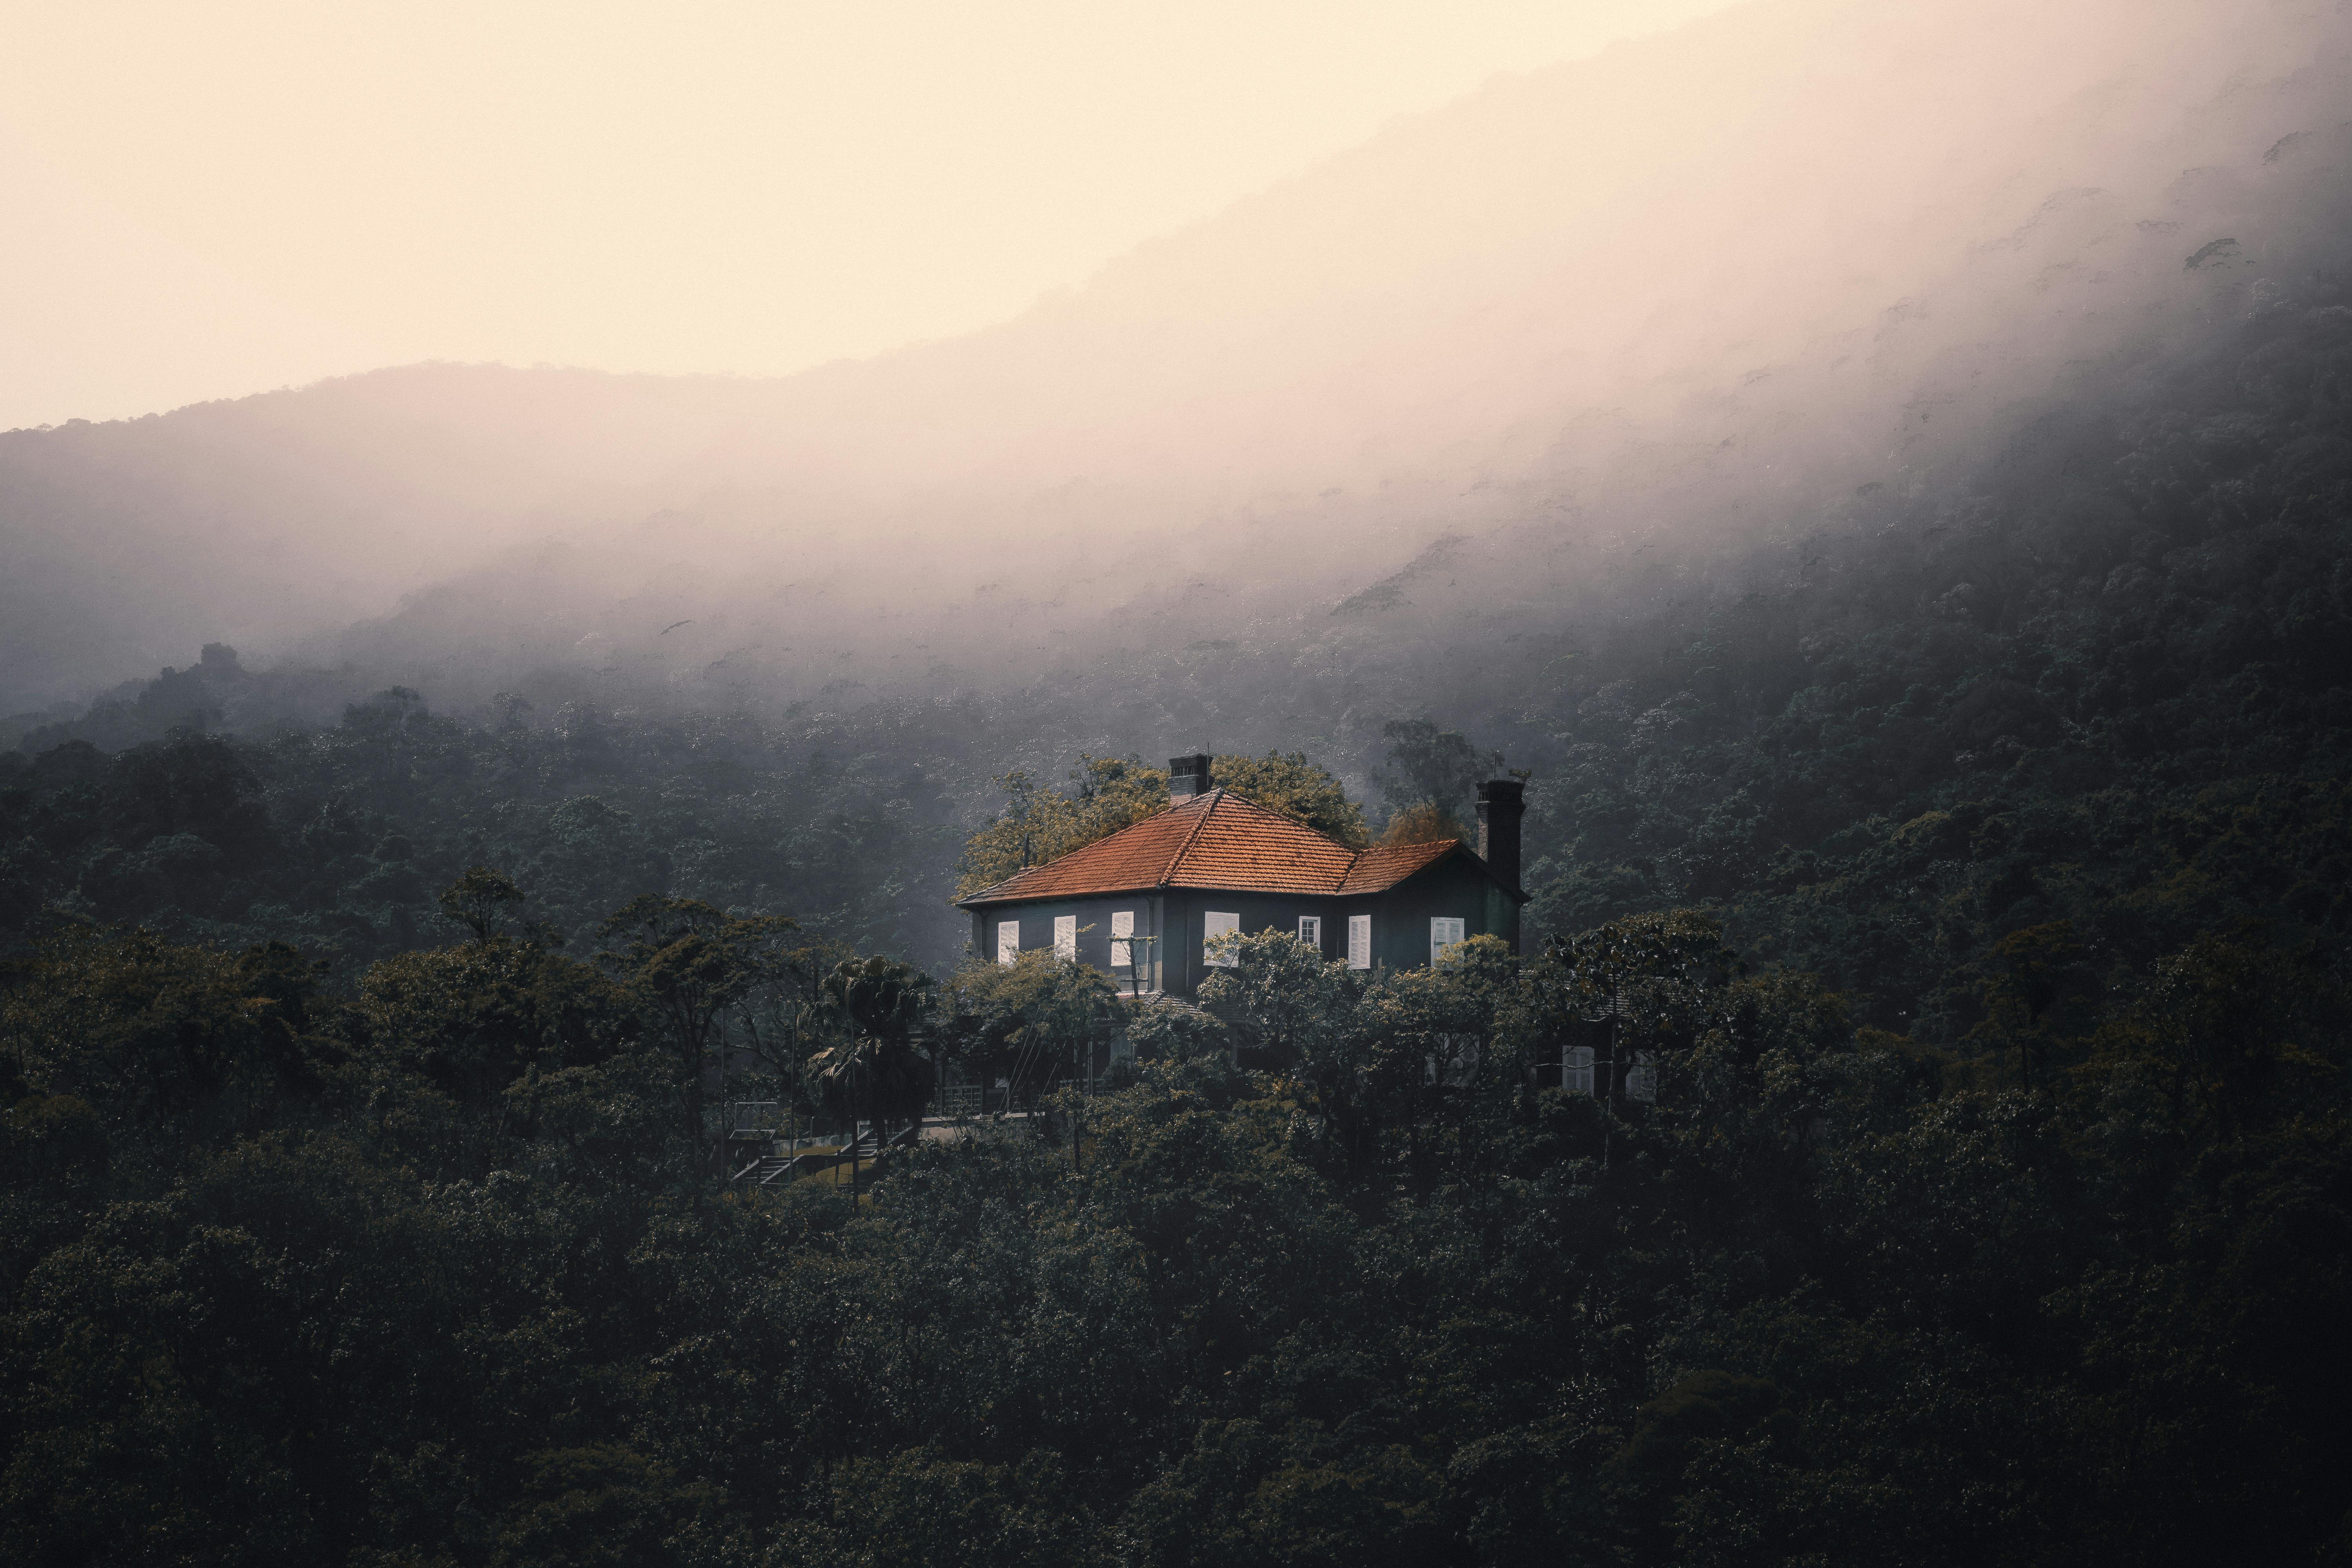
[963,853,1518,996]
[1162,888,1340,995]
[1347,857,1501,971]
[971,893,1169,991]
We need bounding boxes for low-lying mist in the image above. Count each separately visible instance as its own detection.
[4,0,2348,749]
[13,8,2352,1555]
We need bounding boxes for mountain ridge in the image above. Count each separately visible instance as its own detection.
[4,0,2348,715]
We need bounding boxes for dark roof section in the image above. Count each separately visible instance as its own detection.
[1336,840,1459,893]
[958,788,1528,907]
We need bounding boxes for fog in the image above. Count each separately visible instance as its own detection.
[4,0,2348,733]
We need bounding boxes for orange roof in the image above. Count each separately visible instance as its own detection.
[959,789,1524,906]
[1336,840,1459,893]
[1164,792,1358,895]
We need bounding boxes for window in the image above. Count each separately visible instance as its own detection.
[996,920,1019,965]
[1054,914,1077,962]
[1204,911,1240,967]
[1627,1050,1659,1103]
[1298,915,1321,949]
[1565,1045,1595,1096]
[1111,909,1135,967]
[1429,916,1466,966]
[1347,914,1372,970]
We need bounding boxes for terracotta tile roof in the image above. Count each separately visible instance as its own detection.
[959,795,1214,904]
[1163,792,1359,895]
[959,789,1525,906]
[1335,839,1459,893]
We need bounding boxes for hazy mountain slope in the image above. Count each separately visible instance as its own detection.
[6,258,2348,998]
[3,0,2348,716]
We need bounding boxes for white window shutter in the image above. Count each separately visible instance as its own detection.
[996,920,1019,965]
[1054,915,1077,962]
[1111,909,1135,967]
[1565,1045,1594,1095]
[1205,911,1240,967]
[1429,916,1465,967]
[1347,914,1372,970]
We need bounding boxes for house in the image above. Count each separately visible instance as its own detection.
[958,753,1528,996]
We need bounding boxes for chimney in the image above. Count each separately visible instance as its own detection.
[1168,753,1213,800]
[1476,779,1525,892]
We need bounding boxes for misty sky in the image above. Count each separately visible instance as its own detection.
[0,0,1744,431]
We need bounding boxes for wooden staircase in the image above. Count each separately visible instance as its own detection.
[733,1152,803,1187]
[730,1121,922,1188]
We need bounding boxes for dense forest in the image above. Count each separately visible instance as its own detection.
[6,236,2352,1567]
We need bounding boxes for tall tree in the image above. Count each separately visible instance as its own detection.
[1372,718,1502,826]
[806,955,935,1186]
[593,894,798,1152]
[1210,751,1367,846]
[437,866,526,942]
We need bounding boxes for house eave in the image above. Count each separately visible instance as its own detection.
[957,882,1164,911]
[959,858,1530,909]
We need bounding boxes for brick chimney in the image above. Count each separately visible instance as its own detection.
[1168,753,1214,799]
[1476,779,1525,892]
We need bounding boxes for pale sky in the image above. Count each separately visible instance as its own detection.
[0,0,1744,430]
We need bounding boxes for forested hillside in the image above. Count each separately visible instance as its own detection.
[5,905,2347,1564]
[1516,269,2352,1041]
[3,218,2350,1568]
[8,262,2348,1021]
[7,0,2352,1557]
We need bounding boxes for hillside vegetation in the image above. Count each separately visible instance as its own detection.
[4,900,2347,1565]
[9,264,2348,1020]
[7,2,2352,1556]
[2,252,2351,1566]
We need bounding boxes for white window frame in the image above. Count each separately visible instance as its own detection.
[1347,913,1372,970]
[1204,911,1240,967]
[1297,915,1321,949]
[1111,909,1135,967]
[1565,1045,1595,1096]
[1627,1049,1659,1103]
[996,919,1019,965]
[1429,916,1466,967]
[1054,914,1077,962]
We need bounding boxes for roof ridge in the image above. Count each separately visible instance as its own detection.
[960,786,1425,907]
[1194,787,1355,840]
[1196,789,1362,891]
[1159,786,1221,886]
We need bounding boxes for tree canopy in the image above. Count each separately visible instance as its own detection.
[5,220,2352,1568]
[4,900,2347,1564]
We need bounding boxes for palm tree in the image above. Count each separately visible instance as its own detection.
[806,957,934,1190]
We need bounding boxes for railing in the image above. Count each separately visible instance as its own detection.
[723,1100,780,1136]
[923,1076,1129,1121]
[958,1079,1107,1116]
